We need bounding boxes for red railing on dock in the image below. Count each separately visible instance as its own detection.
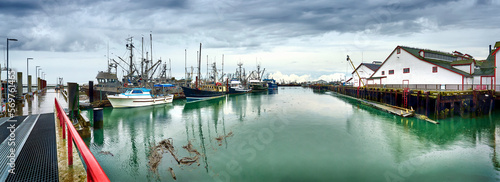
[55,98,110,182]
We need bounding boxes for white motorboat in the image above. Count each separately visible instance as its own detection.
[107,88,173,108]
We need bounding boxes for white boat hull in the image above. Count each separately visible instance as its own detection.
[108,95,174,108]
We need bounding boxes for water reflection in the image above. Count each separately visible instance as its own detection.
[182,98,227,173]
[331,90,500,171]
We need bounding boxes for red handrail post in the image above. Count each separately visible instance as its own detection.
[55,98,110,182]
[62,118,66,140]
[68,124,73,165]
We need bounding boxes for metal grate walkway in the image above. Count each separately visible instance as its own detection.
[5,113,59,182]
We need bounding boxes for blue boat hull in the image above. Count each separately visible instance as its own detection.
[181,87,225,101]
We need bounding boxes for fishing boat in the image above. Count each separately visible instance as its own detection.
[181,43,226,101]
[264,78,278,90]
[181,86,225,101]
[249,79,268,91]
[107,88,173,108]
[248,64,267,91]
[227,79,251,94]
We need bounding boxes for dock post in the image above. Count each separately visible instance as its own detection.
[395,89,398,107]
[451,101,455,117]
[489,90,494,115]
[435,92,441,119]
[93,108,104,129]
[28,75,32,95]
[460,101,464,118]
[17,72,23,100]
[472,90,477,117]
[425,91,430,117]
[417,91,421,113]
[67,82,79,121]
[38,77,41,93]
[89,81,94,103]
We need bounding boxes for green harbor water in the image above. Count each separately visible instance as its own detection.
[84,87,500,181]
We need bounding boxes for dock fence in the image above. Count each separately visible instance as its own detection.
[366,84,495,91]
[55,98,110,182]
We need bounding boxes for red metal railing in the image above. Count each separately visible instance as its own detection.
[55,98,110,182]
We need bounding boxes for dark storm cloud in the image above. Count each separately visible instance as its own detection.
[0,0,42,16]
[1,0,498,52]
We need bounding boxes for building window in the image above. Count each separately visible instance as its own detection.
[389,70,394,75]
[397,48,401,54]
[403,68,410,73]
[381,71,385,75]
[432,66,438,73]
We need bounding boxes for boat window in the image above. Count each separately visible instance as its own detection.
[132,90,143,94]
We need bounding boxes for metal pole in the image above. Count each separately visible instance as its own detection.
[27,58,33,91]
[6,38,18,114]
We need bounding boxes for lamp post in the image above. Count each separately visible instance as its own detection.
[35,66,40,81]
[6,38,18,110]
[27,58,33,93]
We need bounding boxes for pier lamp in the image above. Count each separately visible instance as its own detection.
[6,38,18,106]
[38,68,42,78]
[36,66,40,80]
[27,58,33,92]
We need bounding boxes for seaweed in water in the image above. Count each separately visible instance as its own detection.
[215,131,233,146]
[148,138,202,180]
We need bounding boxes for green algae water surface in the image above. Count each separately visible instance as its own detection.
[85,87,500,181]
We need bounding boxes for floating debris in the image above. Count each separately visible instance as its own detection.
[215,131,233,146]
[99,151,114,156]
[148,146,163,173]
[180,141,201,165]
[168,167,177,180]
[148,138,202,177]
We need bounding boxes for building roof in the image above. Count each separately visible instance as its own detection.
[475,47,499,76]
[96,71,118,79]
[351,63,381,74]
[399,46,474,77]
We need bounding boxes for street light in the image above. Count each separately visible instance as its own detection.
[35,66,40,80]
[6,38,18,108]
[38,68,42,78]
[35,66,40,92]
[27,58,33,93]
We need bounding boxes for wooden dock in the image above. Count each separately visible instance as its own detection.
[332,92,415,117]
[314,84,494,124]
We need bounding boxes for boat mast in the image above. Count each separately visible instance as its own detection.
[222,54,224,82]
[185,49,187,86]
[141,36,144,77]
[206,55,208,83]
[107,41,110,72]
[197,43,202,89]
[128,37,134,77]
[149,33,153,84]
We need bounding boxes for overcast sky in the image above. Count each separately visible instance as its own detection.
[1,0,499,84]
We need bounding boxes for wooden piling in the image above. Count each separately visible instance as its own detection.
[417,91,421,113]
[435,92,440,119]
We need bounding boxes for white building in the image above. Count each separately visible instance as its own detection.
[349,62,381,87]
[367,46,477,89]
[486,42,499,90]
